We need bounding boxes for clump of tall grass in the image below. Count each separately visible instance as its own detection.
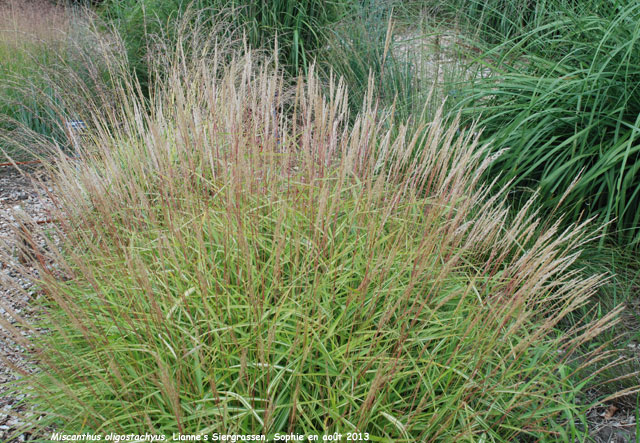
[455,2,640,248]
[318,9,468,127]
[97,0,460,127]
[0,25,622,440]
[0,0,116,160]
[0,0,70,159]
[318,3,428,124]
[430,0,610,42]
[98,0,356,93]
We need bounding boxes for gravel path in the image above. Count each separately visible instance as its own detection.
[0,165,54,442]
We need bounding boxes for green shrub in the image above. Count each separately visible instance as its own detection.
[0,29,619,439]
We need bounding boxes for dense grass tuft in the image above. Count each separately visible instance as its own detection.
[0,0,71,159]
[0,1,118,160]
[98,0,356,92]
[432,0,613,42]
[455,2,640,247]
[0,26,621,439]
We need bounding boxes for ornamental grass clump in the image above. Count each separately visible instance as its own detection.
[0,29,620,440]
[454,2,640,247]
[0,0,71,159]
[0,1,118,160]
[98,0,356,94]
